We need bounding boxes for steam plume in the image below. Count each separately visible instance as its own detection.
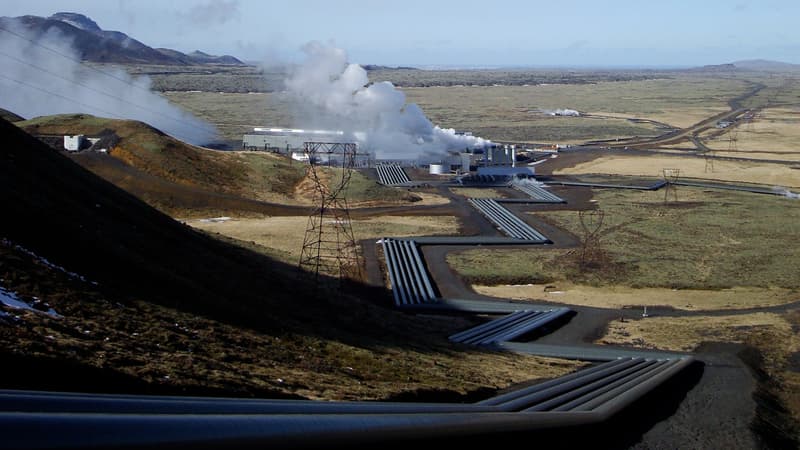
[282,41,490,160]
[0,19,217,145]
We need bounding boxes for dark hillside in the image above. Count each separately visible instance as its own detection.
[0,116,302,327]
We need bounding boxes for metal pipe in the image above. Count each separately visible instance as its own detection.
[550,360,670,411]
[494,358,646,411]
[382,239,407,305]
[523,360,663,412]
[486,308,571,344]
[478,359,630,406]
[584,357,694,418]
[449,310,538,343]
[456,311,543,345]
[406,240,437,301]
[0,410,598,450]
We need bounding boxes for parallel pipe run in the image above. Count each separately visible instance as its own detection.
[549,360,672,412]
[393,240,420,304]
[477,358,631,406]
[544,180,668,190]
[0,410,599,450]
[496,341,690,362]
[468,198,548,241]
[449,310,544,344]
[451,309,571,346]
[376,163,411,186]
[473,199,526,238]
[523,360,663,412]
[381,238,406,305]
[492,358,648,412]
[511,183,565,203]
[0,355,696,448]
[406,240,437,301]
[381,239,436,306]
[579,357,694,416]
[486,308,572,344]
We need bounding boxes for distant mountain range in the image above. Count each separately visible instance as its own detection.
[0,12,244,66]
[690,59,800,72]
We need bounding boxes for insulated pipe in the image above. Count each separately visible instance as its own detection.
[449,310,538,343]
[469,199,522,238]
[523,360,662,412]
[455,311,543,345]
[406,241,437,301]
[0,410,599,450]
[397,240,423,304]
[512,184,564,203]
[412,236,548,245]
[472,199,546,241]
[574,360,681,412]
[485,308,571,344]
[382,239,407,305]
[381,239,404,305]
[463,311,549,345]
[550,360,671,411]
[387,239,413,305]
[396,240,424,303]
[399,240,429,303]
[477,359,631,406]
[494,358,647,411]
[0,390,498,415]
[579,357,694,416]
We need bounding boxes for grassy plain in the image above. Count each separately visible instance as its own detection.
[553,154,800,187]
[448,187,800,291]
[475,283,796,311]
[190,215,460,265]
[449,187,508,198]
[400,76,749,143]
[703,107,800,160]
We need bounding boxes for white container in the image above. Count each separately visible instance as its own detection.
[429,163,445,175]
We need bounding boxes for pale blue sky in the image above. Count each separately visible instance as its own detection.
[4,0,799,67]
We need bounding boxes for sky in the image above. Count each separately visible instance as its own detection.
[2,0,800,67]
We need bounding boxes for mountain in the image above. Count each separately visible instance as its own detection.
[731,59,800,71]
[0,12,244,66]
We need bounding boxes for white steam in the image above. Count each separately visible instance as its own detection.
[543,108,580,117]
[772,186,799,199]
[282,41,490,160]
[0,20,217,145]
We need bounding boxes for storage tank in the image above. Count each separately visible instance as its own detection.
[429,163,446,175]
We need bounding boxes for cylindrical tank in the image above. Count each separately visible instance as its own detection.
[429,163,445,175]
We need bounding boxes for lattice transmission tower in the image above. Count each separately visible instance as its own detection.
[298,142,363,287]
[728,124,739,153]
[662,168,680,204]
[578,209,605,269]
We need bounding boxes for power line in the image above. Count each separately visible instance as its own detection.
[0,25,215,142]
[0,73,126,121]
[0,48,213,138]
[0,25,154,96]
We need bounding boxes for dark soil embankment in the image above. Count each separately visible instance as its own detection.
[739,346,800,450]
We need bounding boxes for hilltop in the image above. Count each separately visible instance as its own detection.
[0,12,244,66]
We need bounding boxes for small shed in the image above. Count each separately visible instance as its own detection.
[64,135,86,151]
